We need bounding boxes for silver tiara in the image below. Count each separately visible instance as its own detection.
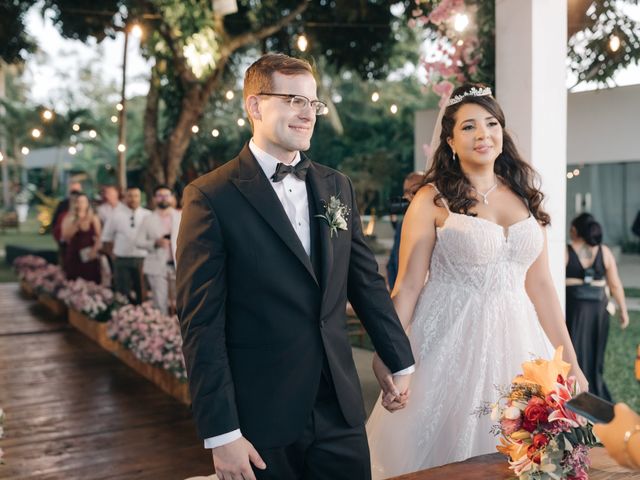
[446,87,492,107]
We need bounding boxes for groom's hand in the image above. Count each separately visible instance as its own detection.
[212,436,266,480]
[372,353,410,412]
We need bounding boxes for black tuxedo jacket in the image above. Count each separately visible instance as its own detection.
[176,145,414,448]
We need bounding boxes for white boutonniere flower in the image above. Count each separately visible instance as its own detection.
[316,195,349,238]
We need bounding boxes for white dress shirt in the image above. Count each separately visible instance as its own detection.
[97,201,128,228]
[204,140,413,449]
[101,206,151,258]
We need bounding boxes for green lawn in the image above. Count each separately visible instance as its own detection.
[625,287,640,298]
[0,214,56,283]
[605,310,640,411]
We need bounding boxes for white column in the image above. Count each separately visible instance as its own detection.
[495,0,568,307]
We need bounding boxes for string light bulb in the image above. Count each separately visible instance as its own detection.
[567,172,574,179]
[390,104,398,114]
[31,128,42,138]
[116,103,124,112]
[89,130,97,138]
[42,109,54,121]
[609,34,621,52]
[225,90,234,100]
[117,144,126,153]
[573,169,580,176]
[211,129,220,137]
[131,24,143,38]
[72,123,80,132]
[454,13,469,32]
[191,125,200,134]
[297,34,308,52]
[68,146,77,155]
[111,116,118,123]
[371,92,380,102]
[237,119,246,127]
[21,147,30,155]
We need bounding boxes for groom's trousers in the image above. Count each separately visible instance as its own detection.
[252,369,372,480]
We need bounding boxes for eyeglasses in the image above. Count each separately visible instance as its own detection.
[257,93,328,116]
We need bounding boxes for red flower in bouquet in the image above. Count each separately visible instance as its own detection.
[526,444,542,464]
[522,396,549,431]
[532,433,549,449]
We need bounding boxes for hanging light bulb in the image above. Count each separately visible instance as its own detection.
[211,129,220,137]
[390,104,398,114]
[573,169,580,176]
[117,144,126,153]
[42,109,54,121]
[371,92,380,102]
[116,103,124,111]
[21,147,30,155]
[191,125,200,134]
[68,146,77,155]
[567,172,574,179]
[111,116,118,123]
[31,128,42,138]
[131,24,143,38]
[89,130,97,139]
[609,34,621,52]
[225,90,234,100]
[237,119,246,127]
[454,13,469,32]
[297,34,308,52]
[72,123,80,132]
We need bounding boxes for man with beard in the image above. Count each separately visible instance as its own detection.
[136,185,181,314]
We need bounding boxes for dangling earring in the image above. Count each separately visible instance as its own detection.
[452,151,457,162]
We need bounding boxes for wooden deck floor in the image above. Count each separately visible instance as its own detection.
[0,283,212,479]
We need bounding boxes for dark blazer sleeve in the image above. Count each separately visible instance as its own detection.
[345,177,415,373]
[176,184,239,439]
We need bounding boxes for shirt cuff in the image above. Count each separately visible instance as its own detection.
[393,365,415,376]
[204,429,242,449]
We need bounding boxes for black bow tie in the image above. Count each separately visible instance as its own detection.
[271,157,311,182]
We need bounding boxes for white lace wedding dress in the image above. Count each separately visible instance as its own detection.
[367,201,555,479]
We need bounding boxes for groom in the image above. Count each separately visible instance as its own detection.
[176,53,414,480]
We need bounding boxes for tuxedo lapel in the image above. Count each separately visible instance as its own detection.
[306,159,336,297]
[230,146,318,286]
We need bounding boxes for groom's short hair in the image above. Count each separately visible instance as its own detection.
[243,54,314,127]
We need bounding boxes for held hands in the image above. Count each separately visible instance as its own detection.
[593,403,640,470]
[372,353,411,413]
[211,436,266,480]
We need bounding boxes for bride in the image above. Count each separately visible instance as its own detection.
[366,83,588,478]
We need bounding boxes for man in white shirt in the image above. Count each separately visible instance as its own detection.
[136,185,180,314]
[101,186,151,303]
[176,53,414,480]
[96,185,127,227]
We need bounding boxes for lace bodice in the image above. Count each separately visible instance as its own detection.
[429,213,543,295]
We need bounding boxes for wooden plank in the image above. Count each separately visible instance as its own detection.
[0,282,211,479]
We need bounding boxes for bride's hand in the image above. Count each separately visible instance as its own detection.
[573,367,589,394]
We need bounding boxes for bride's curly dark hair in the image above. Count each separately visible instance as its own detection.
[422,83,550,226]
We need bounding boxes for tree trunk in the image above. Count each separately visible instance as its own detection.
[143,64,166,198]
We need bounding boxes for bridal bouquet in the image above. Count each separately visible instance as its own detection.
[483,347,597,480]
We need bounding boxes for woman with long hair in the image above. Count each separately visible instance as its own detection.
[366,83,588,477]
[566,213,629,401]
[61,193,102,284]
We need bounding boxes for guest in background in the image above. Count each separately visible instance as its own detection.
[61,193,101,283]
[101,186,151,303]
[566,213,629,401]
[52,182,83,267]
[97,185,127,227]
[136,185,180,314]
[594,402,640,470]
[386,171,424,291]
